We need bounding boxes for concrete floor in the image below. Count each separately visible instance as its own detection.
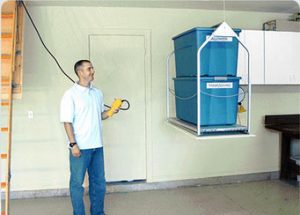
[11,180,299,215]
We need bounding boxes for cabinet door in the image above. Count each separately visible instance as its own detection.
[237,30,265,85]
[265,31,300,84]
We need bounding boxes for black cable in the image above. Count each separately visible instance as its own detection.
[21,0,130,111]
[120,100,130,110]
[20,0,75,83]
[104,100,130,110]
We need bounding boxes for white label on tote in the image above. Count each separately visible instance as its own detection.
[207,82,233,89]
[206,35,233,42]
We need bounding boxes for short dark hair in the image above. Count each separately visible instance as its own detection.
[74,60,91,76]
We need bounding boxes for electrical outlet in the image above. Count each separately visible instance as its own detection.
[28,111,33,119]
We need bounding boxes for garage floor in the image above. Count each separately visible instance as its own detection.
[11,180,299,215]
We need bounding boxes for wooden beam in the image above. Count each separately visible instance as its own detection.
[0,128,9,132]
[1,101,9,106]
[13,2,24,99]
[1,154,8,159]
[1,2,17,215]
[1,13,14,19]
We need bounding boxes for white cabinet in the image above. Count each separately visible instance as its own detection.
[237,30,265,85]
[264,31,300,85]
[238,30,300,85]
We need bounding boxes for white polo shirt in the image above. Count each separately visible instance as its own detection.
[60,83,104,149]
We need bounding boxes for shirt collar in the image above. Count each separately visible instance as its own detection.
[74,82,93,93]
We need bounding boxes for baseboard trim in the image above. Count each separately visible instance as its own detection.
[7,171,279,199]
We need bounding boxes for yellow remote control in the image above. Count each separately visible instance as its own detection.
[107,99,123,117]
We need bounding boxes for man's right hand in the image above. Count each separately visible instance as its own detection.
[71,145,81,157]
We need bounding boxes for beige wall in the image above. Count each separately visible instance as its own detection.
[11,6,300,191]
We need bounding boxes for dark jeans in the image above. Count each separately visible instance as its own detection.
[69,147,106,215]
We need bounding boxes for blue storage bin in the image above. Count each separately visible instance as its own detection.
[173,77,241,126]
[173,27,241,77]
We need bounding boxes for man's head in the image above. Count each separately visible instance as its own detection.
[74,60,95,83]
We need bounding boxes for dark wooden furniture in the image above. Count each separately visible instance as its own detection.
[265,114,300,182]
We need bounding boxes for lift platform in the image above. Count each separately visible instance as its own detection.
[166,22,253,137]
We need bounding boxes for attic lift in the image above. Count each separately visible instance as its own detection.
[166,22,252,138]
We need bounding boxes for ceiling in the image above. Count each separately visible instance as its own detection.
[26,0,300,14]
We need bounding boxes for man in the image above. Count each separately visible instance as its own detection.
[60,60,116,215]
